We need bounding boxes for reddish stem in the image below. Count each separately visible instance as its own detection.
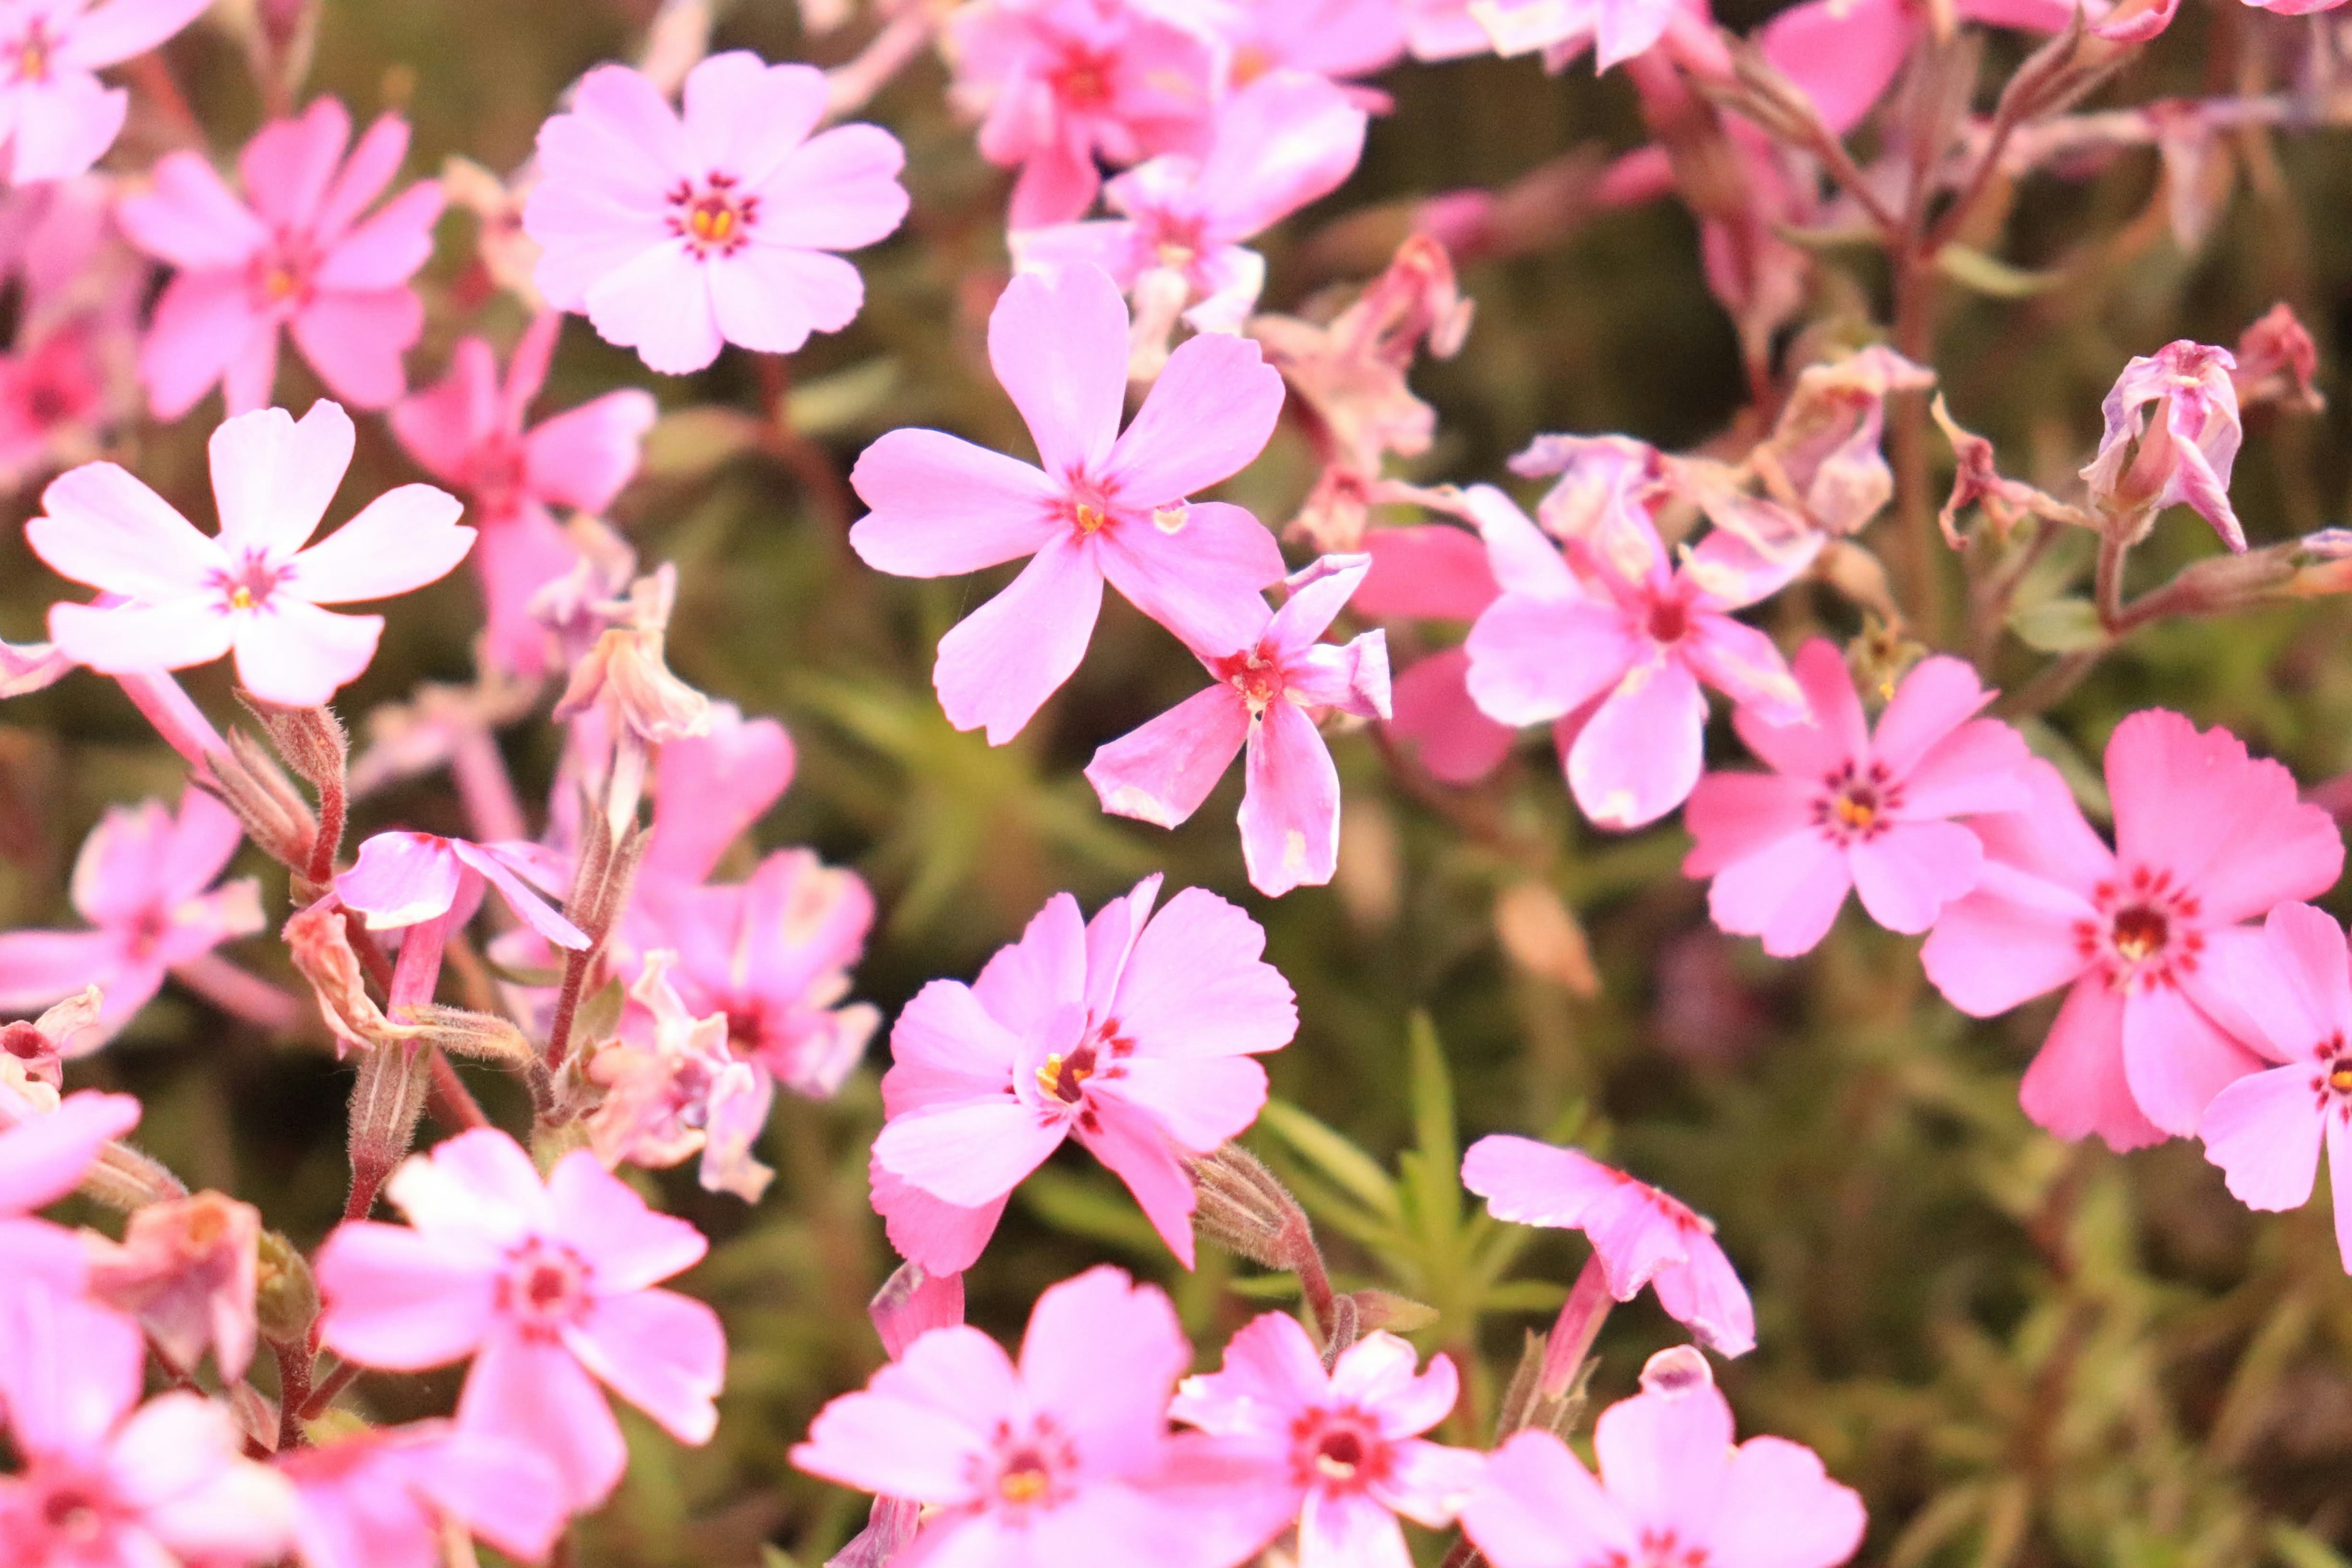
[274,1338,315,1452]
[426,1049,492,1132]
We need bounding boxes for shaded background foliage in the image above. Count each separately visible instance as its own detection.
[7,0,2352,1563]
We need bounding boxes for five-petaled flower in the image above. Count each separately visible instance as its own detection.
[0,0,214,185]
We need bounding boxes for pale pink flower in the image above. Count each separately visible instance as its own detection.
[1211,0,1408,81]
[2197,903,2352,1272]
[1463,1134,1755,1355]
[28,400,474,707]
[524,51,909,375]
[1354,511,1515,786]
[1013,71,1367,334]
[868,875,1295,1273]
[0,986,100,1090]
[0,1285,295,1564]
[0,1087,138,1292]
[2080,340,2246,551]
[0,788,262,1039]
[1170,1313,1485,1568]
[849,264,1286,744]
[1685,640,2032,957]
[1921,712,2345,1150]
[86,1190,261,1381]
[1462,1346,1865,1568]
[1758,0,2081,136]
[831,1262,967,1568]
[337,830,588,950]
[281,1418,569,1568]
[118,99,444,418]
[1085,554,1390,899]
[389,311,657,675]
[313,1128,727,1513]
[0,0,214,183]
[949,0,1223,227]
[792,1265,1224,1566]
[588,950,777,1202]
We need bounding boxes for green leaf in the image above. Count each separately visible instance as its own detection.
[1934,243,2065,298]
[1018,1167,1164,1256]
[1256,1101,1402,1219]
[1404,1012,1461,1236]
[788,358,901,435]
[2008,597,2109,653]
[2269,1524,2351,1568]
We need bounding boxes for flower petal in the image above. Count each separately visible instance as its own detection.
[848,428,1062,578]
[933,532,1104,745]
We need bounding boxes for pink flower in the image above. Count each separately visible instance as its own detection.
[0,0,213,183]
[118,99,443,418]
[2080,340,2247,551]
[1353,499,1517,786]
[1463,1134,1755,1355]
[831,1263,967,1568]
[1212,0,1408,81]
[28,400,473,706]
[792,1265,1224,1566]
[1921,712,2345,1150]
[524,51,909,375]
[389,312,657,675]
[337,830,588,950]
[1684,639,2032,957]
[0,1087,139,1292]
[86,1190,261,1382]
[848,264,1286,744]
[313,1128,728,1513]
[1758,0,2080,137]
[1461,1346,1865,1568]
[2197,903,2352,1272]
[1463,442,1814,830]
[0,1286,295,1566]
[0,324,112,492]
[1085,554,1390,898]
[868,875,1296,1273]
[0,787,262,1039]
[281,1419,569,1568]
[949,0,1223,227]
[587,950,777,1202]
[1013,71,1367,334]
[1170,1314,1485,1568]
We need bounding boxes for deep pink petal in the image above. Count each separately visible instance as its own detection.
[135,270,271,421]
[115,152,268,268]
[1370,1436,1485,1527]
[933,532,1104,745]
[1681,614,1805,723]
[2198,1064,2323,1212]
[869,1160,1011,1275]
[0,1285,144,1460]
[0,1090,140,1215]
[848,429,1062,578]
[2019,976,2166,1151]
[1871,655,1998,779]
[290,287,421,410]
[1354,524,1498,621]
[1706,1435,1868,1568]
[1017,1265,1189,1463]
[870,1099,1065,1207]
[1705,827,1853,958]
[1463,1430,1635,1568]
[1386,648,1517,785]
[2228,903,2352,1064]
[1920,864,2100,1017]
[450,840,589,949]
[240,99,350,232]
[1649,1235,1758,1357]
[1593,1378,1735,1531]
[545,1150,707,1290]
[1114,886,1297,1061]
[1170,1310,1328,1435]
[1683,771,1814,879]
[989,264,1127,476]
[1094,1057,1268,1152]
[1730,638,1861,780]
[0,930,124,1013]
[311,182,443,293]
[1461,1137,1620,1229]
[2106,710,2343,923]
[1086,684,1250,829]
[790,1327,1007,1503]
[524,388,658,514]
[1895,717,2034,821]
[1076,1092,1200,1266]
[1756,0,1917,135]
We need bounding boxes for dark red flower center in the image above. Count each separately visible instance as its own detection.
[1054,51,1114,108]
[500,1238,592,1335]
[1291,1407,1388,1494]
[1646,598,1689,644]
[2074,865,2204,988]
[1813,761,1899,844]
[2109,905,2168,963]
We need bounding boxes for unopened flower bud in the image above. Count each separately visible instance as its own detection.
[255,1229,320,1348]
[347,1043,431,1211]
[237,695,349,793]
[208,729,318,872]
[2081,340,2245,551]
[2232,302,2324,415]
[1638,1343,1716,1398]
[285,898,426,1056]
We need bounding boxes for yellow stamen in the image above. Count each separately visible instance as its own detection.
[230,586,257,611]
[1833,796,1875,831]
[2330,1063,2352,1095]
[690,205,736,243]
[1075,503,1106,535]
[999,1469,1048,1504]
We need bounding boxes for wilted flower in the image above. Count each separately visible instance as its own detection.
[0,986,101,1088]
[86,1190,262,1381]
[553,564,712,748]
[2080,339,2247,551]
[1749,346,1936,537]
[2231,301,2324,414]
[587,950,776,1202]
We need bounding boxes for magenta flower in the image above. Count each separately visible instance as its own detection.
[1014,71,1368,334]
[2197,903,2352,1272]
[868,875,1296,1273]
[0,0,213,184]
[2080,339,2247,551]
[390,311,658,674]
[1462,1346,1866,1568]
[281,1418,569,1568]
[792,1265,1222,1565]
[1463,448,1814,830]
[1922,712,2345,1150]
[949,0,1223,227]
[1463,1133,1755,1355]
[1170,1314,1485,1568]
[0,1286,295,1565]
[118,99,443,418]
[0,788,262,1041]
[850,264,1287,744]
[1684,639,2033,957]
[28,401,473,707]
[1086,554,1390,898]
[312,1128,727,1513]
[337,830,588,950]
[524,51,909,375]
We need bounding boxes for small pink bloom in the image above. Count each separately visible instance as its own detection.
[2231,301,2324,413]
[1685,639,2032,956]
[1922,712,2345,1149]
[524,51,909,375]
[281,1417,569,1568]
[313,1128,727,1513]
[28,400,473,706]
[0,986,101,1089]
[0,1285,295,1565]
[118,99,443,418]
[588,950,777,1202]
[792,1265,1222,1566]
[0,0,213,183]
[1085,553,1390,898]
[1169,1313,1485,1568]
[1213,0,1408,80]
[337,830,588,950]
[1462,1346,1865,1568]
[0,787,262,1039]
[390,311,657,675]
[1463,1134,1755,1355]
[868,875,1295,1273]
[86,1189,261,1382]
[830,1263,967,1568]
[0,323,113,492]
[849,264,1286,744]
[2080,340,2247,551]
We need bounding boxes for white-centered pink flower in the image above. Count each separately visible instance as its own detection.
[0,0,214,185]
[27,400,473,707]
[524,51,910,375]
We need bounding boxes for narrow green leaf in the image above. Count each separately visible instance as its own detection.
[1406,1012,1461,1235]
[2008,597,2109,654]
[2269,1524,2351,1568]
[1256,1101,1403,1219]
[1934,242,2065,298]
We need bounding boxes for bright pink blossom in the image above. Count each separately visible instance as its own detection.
[868,875,1295,1273]
[1170,1313,1485,1568]
[1085,553,1390,898]
[389,312,657,674]
[1354,499,1518,785]
[1921,712,2345,1150]
[313,1128,727,1513]
[0,0,213,184]
[118,99,443,418]
[28,401,473,707]
[0,788,262,1039]
[281,1418,569,1568]
[2081,340,2247,551]
[0,1087,139,1293]
[1211,0,1408,81]
[849,263,1287,744]
[524,51,909,375]
[1462,1345,1866,1568]
[1463,1133,1755,1355]
[337,830,587,951]
[1685,639,2032,956]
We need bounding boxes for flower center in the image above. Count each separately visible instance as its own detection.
[1075,503,1107,535]
[12,24,49,83]
[251,235,320,309]
[1035,1041,1098,1105]
[1,1022,48,1061]
[2332,1057,2352,1096]
[997,1453,1050,1505]
[1647,598,1689,644]
[37,1478,108,1542]
[499,1239,591,1334]
[668,173,758,258]
[1813,761,1898,844]
[1055,52,1113,108]
[214,553,284,616]
[1314,1430,1365,1480]
[2076,865,2204,987]
[467,436,530,518]
[2109,906,2168,963]
[1293,1409,1386,1493]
